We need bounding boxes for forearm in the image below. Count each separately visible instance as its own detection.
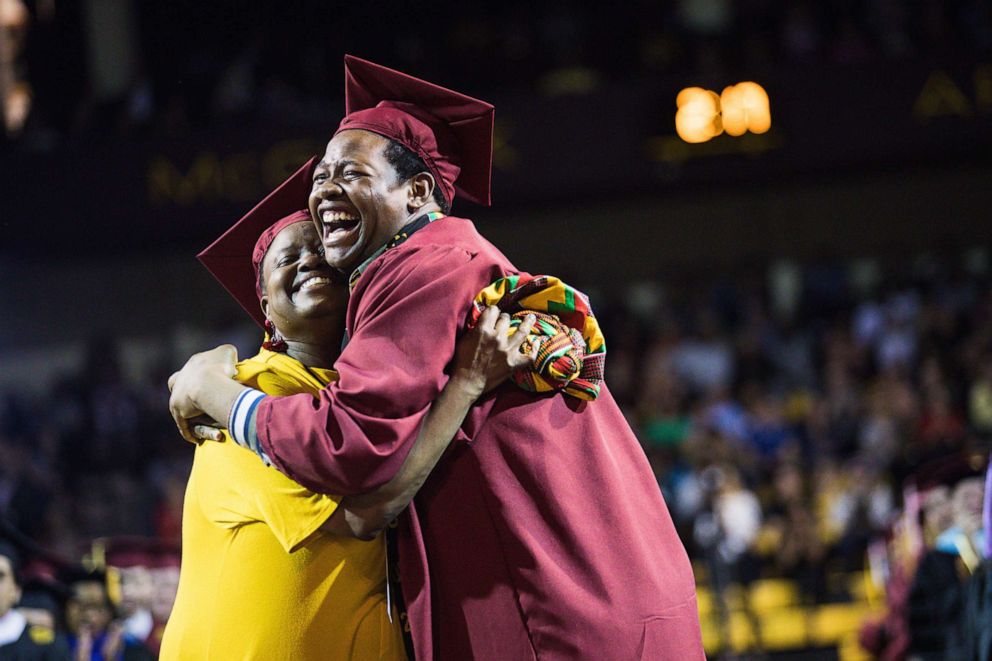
[334,377,480,539]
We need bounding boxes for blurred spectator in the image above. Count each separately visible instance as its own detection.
[969,360,992,434]
[0,539,70,659]
[105,543,154,652]
[4,0,991,151]
[63,569,152,661]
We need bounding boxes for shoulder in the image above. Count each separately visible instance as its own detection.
[357,218,509,294]
[233,349,277,385]
[235,350,318,396]
[406,216,507,260]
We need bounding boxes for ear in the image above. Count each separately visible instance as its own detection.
[260,296,269,319]
[406,172,436,211]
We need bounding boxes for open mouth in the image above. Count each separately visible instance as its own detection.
[320,209,361,244]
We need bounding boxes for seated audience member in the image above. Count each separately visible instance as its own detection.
[0,541,70,660]
[63,569,152,661]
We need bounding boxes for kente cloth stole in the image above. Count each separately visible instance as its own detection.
[470,274,607,401]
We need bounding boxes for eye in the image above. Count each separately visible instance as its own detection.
[342,169,363,180]
[313,172,328,184]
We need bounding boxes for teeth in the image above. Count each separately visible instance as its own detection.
[300,277,331,290]
[321,210,358,224]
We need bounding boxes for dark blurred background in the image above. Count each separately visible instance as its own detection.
[1,0,992,658]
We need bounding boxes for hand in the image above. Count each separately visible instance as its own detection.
[190,415,225,442]
[452,306,538,399]
[100,622,124,660]
[168,345,238,444]
[74,626,93,661]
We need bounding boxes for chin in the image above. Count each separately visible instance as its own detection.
[330,251,366,272]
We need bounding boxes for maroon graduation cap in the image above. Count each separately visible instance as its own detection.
[336,54,495,207]
[197,159,316,328]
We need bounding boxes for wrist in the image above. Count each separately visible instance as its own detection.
[447,372,486,401]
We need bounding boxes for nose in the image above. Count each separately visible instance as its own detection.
[299,251,324,271]
[311,178,343,202]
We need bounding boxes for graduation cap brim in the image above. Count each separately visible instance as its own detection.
[342,54,494,207]
[198,158,317,328]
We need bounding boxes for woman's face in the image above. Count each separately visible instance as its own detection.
[260,221,348,340]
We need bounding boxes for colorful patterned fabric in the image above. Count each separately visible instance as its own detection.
[470,275,606,400]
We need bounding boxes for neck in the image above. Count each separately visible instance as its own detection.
[396,205,442,231]
[282,339,341,370]
[415,203,443,221]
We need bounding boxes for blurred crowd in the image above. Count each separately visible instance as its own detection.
[2,0,991,149]
[2,245,992,656]
[595,248,992,657]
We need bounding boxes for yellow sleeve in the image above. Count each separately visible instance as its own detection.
[197,354,341,552]
[240,458,342,553]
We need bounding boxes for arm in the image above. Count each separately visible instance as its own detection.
[250,244,512,494]
[169,242,516,493]
[322,307,537,540]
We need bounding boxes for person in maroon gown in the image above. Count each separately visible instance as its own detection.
[168,56,703,660]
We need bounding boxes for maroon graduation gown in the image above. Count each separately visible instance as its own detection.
[256,217,704,660]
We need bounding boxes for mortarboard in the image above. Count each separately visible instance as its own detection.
[102,537,161,570]
[913,451,988,491]
[198,160,317,328]
[0,540,21,577]
[18,575,69,615]
[149,541,181,570]
[336,55,495,208]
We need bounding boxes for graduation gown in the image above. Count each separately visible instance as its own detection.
[256,216,704,660]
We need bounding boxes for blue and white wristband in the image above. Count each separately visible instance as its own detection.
[228,388,271,464]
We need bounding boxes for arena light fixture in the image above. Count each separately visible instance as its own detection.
[676,82,771,143]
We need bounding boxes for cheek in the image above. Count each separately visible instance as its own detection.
[308,193,324,223]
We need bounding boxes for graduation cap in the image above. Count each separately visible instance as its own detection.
[18,575,69,620]
[0,518,71,585]
[101,536,160,570]
[0,539,21,578]
[197,160,317,328]
[336,54,495,208]
[913,451,988,492]
[149,540,181,570]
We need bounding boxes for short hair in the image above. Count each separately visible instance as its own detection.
[382,139,451,214]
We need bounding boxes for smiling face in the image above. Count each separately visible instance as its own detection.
[260,220,348,343]
[309,130,422,271]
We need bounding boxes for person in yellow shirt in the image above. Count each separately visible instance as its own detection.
[160,209,536,660]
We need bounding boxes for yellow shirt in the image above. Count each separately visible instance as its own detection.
[160,349,406,661]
